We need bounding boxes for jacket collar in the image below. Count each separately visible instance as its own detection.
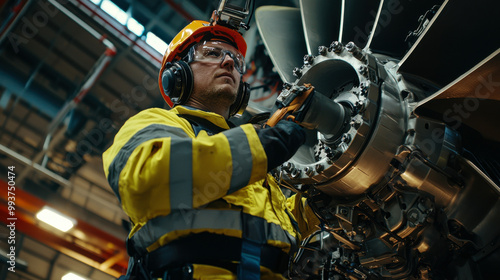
[172,105,231,130]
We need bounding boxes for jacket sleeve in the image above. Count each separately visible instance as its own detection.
[102,109,269,224]
[257,120,306,171]
[286,193,321,239]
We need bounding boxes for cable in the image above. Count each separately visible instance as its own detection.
[246,0,256,28]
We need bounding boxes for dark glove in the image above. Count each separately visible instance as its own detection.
[265,84,315,127]
[257,120,306,171]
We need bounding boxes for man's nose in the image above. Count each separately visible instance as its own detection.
[220,53,235,69]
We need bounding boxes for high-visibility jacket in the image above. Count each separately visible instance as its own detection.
[102,106,319,279]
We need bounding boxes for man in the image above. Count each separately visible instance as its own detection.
[103,20,319,279]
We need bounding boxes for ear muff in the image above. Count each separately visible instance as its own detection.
[229,81,250,117]
[161,60,193,105]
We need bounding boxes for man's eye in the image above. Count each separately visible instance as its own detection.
[205,49,221,57]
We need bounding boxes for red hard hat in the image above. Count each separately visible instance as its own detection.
[158,20,247,107]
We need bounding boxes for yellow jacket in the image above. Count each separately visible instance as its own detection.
[102,106,319,278]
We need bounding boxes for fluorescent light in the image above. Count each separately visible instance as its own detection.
[89,0,100,5]
[62,272,88,280]
[127,17,144,36]
[146,32,168,54]
[101,0,128,25]
[36,206,76,232]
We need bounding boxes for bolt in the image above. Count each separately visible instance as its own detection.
[360,87,368,96]
[346,41,365,61]
[315,164,324,173]
[352,120,362,129]
[355,100,364,111]
[283,162,294,172]
[305,166,314,177]
[283,82,292,90]
[290,168,301,178]
[359,65,368,76]
[293,67,302,78]
[345,42,358,53]
[303,54,314,65]
[325,147,336,158]
[342,134,351,143]
[329,41,343,53]
[318,45,327,55]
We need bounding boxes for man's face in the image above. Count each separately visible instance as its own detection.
[189,41,243,106]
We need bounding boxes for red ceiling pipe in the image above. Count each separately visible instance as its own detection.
[0,0,32,44]
[164,0,195,22]
[18,0,118,181]
[73,0,162,64]
[0,180,128,276]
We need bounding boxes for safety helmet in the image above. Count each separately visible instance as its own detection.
[158,20,249,116]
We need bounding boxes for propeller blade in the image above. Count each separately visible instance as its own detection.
[414,49,500,142]
[255,6,308,84]
[399,0,500,88]
[367,0,443,58]
[340,0,382,49]
[300,0,342,55]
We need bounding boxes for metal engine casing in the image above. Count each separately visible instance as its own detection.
[281,42,462,202]
[275,42,499,279]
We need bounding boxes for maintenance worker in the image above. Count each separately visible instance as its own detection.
[102,19,320,280]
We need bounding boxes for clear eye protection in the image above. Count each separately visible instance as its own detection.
[186,41,246,74]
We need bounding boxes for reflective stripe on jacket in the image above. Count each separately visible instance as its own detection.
[102,106,319,259]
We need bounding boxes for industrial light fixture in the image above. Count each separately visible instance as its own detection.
[61,272,88,280]
[36,206,76,232]
[146,32,168,54]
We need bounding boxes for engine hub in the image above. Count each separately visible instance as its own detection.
[281,42,407,197]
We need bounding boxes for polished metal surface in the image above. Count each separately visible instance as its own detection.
[255,6,307,83]
[399,0,500,89]
[340,0,381,49]
[368,0,442,58]
[414,49,500,142]
[299,0,341,55]
[256,0,500,278]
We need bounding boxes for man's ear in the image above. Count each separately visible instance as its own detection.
[229,81,250,117]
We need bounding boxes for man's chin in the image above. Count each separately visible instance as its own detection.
[216,85,238,98]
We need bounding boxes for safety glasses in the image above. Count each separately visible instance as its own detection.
[187,41,246,74]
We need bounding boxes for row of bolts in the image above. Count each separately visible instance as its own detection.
[281,41,371,179]
[293,41,367,78]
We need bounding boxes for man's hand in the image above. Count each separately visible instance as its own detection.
[266,83,349,139]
